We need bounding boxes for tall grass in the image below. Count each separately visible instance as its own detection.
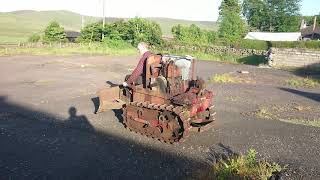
[204,149,284,180]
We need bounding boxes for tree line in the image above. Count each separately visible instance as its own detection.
[29,0,318,48]
[29,18,163,46]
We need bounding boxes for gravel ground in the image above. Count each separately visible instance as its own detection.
[0,55,319,179]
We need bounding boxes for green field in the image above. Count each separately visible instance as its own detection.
[0,10,217,43]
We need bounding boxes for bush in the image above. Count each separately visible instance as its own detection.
[28,34,41,43]
[43,21,67,43]
[205,149,284,180]
[232,40,320,50]
[171,24,217,45]
[271,41,320,49]
[101,38,133,49]
[77,22,104,42]
[78,18,163,46]
[106,20,129,41]
[126,18,163,46]
[237,40,269,50]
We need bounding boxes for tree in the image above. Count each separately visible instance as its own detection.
[243,0,301,32]
[303,14,320,27]
[242,0,268,31]
[126,18,162,46]
[109,20,130,40]
[28,34,41,42]
[171,24,217,45]
[43,21,67,43]
[77,22,104,42]
[218,0,248,43]
[77,18,162,46]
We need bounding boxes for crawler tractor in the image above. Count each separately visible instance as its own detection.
[97,54,215,143]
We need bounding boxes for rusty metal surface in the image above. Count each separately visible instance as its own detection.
[96,86,124,113]
[191,59,196,80]
[123,102,190,143]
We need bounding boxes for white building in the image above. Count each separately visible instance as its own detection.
[244,32,301,42]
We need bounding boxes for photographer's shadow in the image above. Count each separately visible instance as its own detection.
[66,106,95,133]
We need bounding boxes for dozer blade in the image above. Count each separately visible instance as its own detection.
[96,86,125,113]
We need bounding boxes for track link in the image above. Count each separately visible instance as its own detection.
[122,101,191,144]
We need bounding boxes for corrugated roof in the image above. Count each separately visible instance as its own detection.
[245,32,301,41]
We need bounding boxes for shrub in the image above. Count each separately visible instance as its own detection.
[171,24,217,45]
[271,41,320,49]
[126,18,163,46]
[77,22,104,42]
[28,34,41,43]
[226,40,320,50]
[78,18,163,46]
[106,20,129,41]
[43,21,67,43]
[101,38,133,49]
[207,149,284,180]
[237,40,269,50]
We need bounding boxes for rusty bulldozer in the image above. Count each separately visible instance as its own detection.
[97,54,215,143]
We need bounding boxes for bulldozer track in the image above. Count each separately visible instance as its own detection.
[122,101,191,144]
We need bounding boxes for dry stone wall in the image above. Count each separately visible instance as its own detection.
[163,44,266,57]
[268,48,320,67]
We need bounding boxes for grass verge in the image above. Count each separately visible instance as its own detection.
[285,77,319,88]
[204,149,284,180]
[0,43,137,56]
[1,43,266,66]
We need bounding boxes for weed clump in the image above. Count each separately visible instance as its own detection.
[207,149,284,180]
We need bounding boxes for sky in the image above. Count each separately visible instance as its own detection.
[0,0,318,21]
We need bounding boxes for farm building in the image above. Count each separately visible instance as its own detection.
[244,32,301,41]
[301,25,320,40]
[65,31,81,42]
[300,18,320,40]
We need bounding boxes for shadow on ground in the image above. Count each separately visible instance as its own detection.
[0,96,209,180]
[237,55,266,65]
[291,63,320,80]
[279,87,320,102]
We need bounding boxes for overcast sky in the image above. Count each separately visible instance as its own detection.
[0,0,318,21]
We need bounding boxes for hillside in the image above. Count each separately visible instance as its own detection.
[0,10,217,43]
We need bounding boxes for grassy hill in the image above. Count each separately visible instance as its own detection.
[0,10,217,43]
